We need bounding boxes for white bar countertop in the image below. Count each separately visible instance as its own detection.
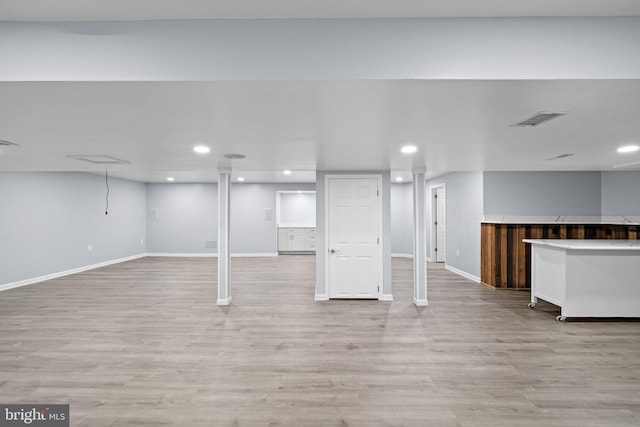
[482,215,640,225]
[523,239,640,250]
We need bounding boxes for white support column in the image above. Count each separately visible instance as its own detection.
[412,168,428,306]
[217,167,232,306]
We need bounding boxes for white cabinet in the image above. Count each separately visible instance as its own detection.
[525,239,640,321]
[278,227,316,253]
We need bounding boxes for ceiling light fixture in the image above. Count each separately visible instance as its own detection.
[512,111,567,127]
[193,145,210,154]
[617,145,639,154]
[167,177,175,182]
[283,170,292,175]
[401,145,417,154]
[396,177,404,182]
[237,177,245,182]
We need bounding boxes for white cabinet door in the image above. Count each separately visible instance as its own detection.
[278,228,291,251]
[290,229,307,251]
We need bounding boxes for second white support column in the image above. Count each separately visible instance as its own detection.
[217,167,232,306]
[412,168,428,306]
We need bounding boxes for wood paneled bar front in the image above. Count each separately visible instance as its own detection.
[481,219,640,290]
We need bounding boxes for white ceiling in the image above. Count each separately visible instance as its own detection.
[1,0,639,21]
[1,80,640,183]
[1,3,639,183]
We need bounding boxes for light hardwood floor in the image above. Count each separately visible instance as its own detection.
[1,256,640,426]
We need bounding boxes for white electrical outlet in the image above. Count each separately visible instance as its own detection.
[88,244,93,251]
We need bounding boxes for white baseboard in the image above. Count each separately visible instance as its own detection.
[145,252,278,258]
[426,257,434,262]
[314,294,329,301]
[216,297,232,306]
[232,253,278,257]
[0,253,146,292]
[413,298,429,306]
[145,253,216,257]
[445,264,481,283]
[380,293,394,301]
[391,253,413,259]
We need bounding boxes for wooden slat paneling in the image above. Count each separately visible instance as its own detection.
[480,222,638,290]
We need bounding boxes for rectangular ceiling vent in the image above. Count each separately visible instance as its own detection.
[512,112,567,127]
[68,155,130,165]
[0,139,19,146]
[613,161,640,169]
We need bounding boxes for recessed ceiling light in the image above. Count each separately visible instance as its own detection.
[617,145,639,154]
[401,145,417,154]
[395,177,403,182]
[237,177,245,182]
[167,177,175,182]
[193,145,210,154]
[283,170,292,175]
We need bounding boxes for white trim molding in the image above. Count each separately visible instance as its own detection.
[391,253,413,259]
[413,297,429,306]
[0,253,146,292]
[232,253,278,257]
[314,293,329,301]
[216,297,233,306]
[145,253,216,257]
[445,265,481,283]
[145,252,279,258]
[380,294,394,301]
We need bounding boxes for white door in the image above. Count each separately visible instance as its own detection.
[328,177,380,299]
[435,186,446,262]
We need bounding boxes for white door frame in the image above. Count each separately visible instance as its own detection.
[324,174,383,300]
[429,183,446,263]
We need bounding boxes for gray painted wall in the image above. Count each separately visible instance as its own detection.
[483,171,602,216]
[231,183,315,254]
[0,172,146,286]
[315,171,392,298]
[390,183,413,255]
[146,183,218,254]
[601,171,640,216]
[426,172,483,279]
[145,182,315,255]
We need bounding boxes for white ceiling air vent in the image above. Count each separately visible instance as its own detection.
[0,139,19,146]
[68,155,130,164]
[512,112,567,127]
[613,161,640,169]
[547,153,575,160]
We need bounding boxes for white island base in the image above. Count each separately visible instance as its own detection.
[524,239,640,322]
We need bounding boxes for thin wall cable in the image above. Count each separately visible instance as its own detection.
[105,169,110,215]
